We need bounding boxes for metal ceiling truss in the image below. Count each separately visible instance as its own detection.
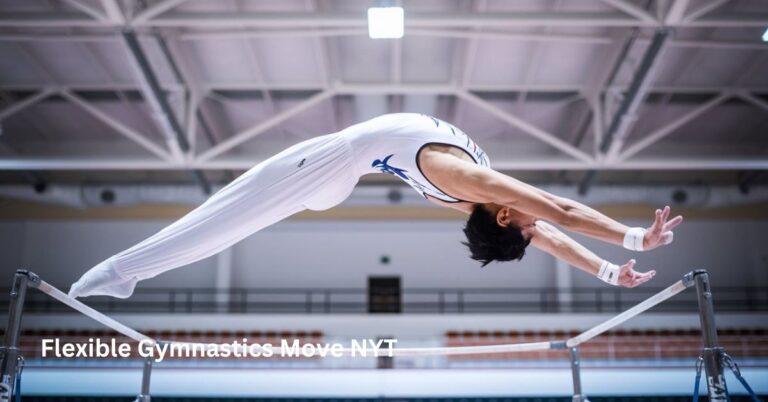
[0,0,765,174]
[579,28,672,194]
[2,5,765,28]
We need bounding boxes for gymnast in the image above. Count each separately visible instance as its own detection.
[69,113,683,298]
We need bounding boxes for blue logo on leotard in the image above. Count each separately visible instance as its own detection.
[372,154,409,180]
[372,153,450,200]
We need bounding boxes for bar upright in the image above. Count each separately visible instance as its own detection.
[570,347,589,402]
[135,349,153,402]
[0,270,36,402]
[693,270,728,401]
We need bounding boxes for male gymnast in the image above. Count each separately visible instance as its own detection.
[69,113,682,298]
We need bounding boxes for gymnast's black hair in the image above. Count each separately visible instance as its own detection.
[462,205,531,267]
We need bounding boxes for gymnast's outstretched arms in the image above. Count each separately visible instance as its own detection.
[531,221,654,288]
[421,152,682,252]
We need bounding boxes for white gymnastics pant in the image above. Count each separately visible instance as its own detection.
[69,133,359,298]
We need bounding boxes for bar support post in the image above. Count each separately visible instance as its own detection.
[135,353,153,402]
[693,269,728,401]
[0,270,36,402]
[570,347,589,402]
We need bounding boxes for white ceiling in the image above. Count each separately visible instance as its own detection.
[0,0,766,188]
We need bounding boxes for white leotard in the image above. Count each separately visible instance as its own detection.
[343,113,491,202]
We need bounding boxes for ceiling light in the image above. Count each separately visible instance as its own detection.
[368,6,404,39]
[763,27,768,42]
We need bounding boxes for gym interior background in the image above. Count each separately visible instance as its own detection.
[0,0,767,401]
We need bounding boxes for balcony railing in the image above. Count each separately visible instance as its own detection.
[1,285,765,314]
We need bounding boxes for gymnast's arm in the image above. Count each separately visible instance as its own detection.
[421,152,681,249]
[523,187,682,250]
[530,220,656,288]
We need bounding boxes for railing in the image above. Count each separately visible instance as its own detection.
[0,285,765,314]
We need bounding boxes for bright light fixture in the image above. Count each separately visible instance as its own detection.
[368,7,404,39]
[763,27,768,42]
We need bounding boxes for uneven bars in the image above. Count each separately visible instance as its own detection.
[24,272,695,357]
[29,277,555,356]
[161,339,558,358]
[566,273,694,348]
[33,278,155,345]
[387,341,555,356]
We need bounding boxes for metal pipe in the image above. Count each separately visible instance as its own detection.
[693,270,729,401]
[599,29,670,154]
[135,354,153,402]
[0,270,35,402]
[570,347,588,402]
[566,277,690,348]
[121,29,211,195]
[34,278,155,344]
[578,28,670,195]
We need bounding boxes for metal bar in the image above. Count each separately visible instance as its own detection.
[121,29,211,194]
[682,0,731,23]
[5,10,761,29]
[1,82,765,95]
[180,28,367,41]
[0,88,55,121]
[33,277,155,345]
[570,347,588,402]
[412,28,613,45]
[161,35,228,170]
[63,0,107,21]
[618,92,730,161]
[135,355,152,402]
[693,270,729,401]
[3,156,768,171]
[600,29,671,157]
[600,0,657,24]
[665,39,768,50]
[0,13,110,28]
[457,90,594,163]
[197,89,334,161]
[579,29,670,194]
[566,276,692,348]
[185,91,200,151]
[165,339,556,358]
[0,270,32,402]
[121,30,185,159]
[738,91,768,113]
[684,12,768,28]
[60,90,173,161]
[664,0,691,25]
[132,0,189,25]
[134,11,649,29]
[4,30,764,50]
[100,0,125,24]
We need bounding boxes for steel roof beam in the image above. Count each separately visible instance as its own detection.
[578,29,671,194]
[121,29,211,194]
[1,157,767,171]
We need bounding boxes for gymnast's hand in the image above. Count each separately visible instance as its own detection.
[643,206,683,251]
[617,259,655,288]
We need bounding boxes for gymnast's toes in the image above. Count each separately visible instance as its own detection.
[69,258,131,298]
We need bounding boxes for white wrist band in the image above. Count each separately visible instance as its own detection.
[623,227,646,251]
[597,260,620,286]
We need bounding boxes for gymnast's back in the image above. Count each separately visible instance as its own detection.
[340,113,491,202]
